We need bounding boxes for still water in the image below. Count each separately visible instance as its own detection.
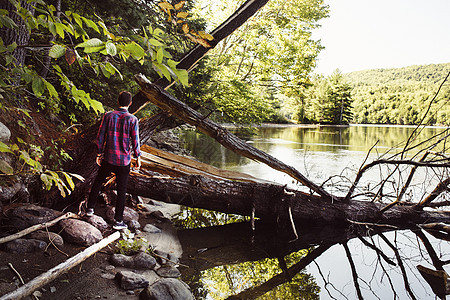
[176,125,450,299]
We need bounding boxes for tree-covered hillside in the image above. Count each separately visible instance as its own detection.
[344,63,450,125]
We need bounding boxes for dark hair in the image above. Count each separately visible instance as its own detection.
[118,91,132,107]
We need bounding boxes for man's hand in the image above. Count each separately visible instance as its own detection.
[133,156,141,171]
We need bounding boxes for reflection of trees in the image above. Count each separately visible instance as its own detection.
[177,220,450,299]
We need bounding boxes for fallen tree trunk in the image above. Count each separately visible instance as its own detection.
[135,74,332,200]
[0,231,120,300]
[127,172,450,226]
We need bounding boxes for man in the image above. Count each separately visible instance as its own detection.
[86,91,141,230]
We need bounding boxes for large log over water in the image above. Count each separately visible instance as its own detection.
[127,172,450,226]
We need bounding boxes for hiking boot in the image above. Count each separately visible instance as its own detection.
[86,208,94,217]
[113,220,128,230]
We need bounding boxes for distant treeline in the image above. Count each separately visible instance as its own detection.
[344,63,450,125]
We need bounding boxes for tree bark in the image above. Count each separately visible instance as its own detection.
[127,172,450,226]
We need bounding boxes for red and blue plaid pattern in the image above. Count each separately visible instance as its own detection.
[96,108,141,166]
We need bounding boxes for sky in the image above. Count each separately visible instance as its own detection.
[311,0,450,75]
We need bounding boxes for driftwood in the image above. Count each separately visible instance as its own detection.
[0,231,120,300]
[135,74,332,200]
[0,212,79,245]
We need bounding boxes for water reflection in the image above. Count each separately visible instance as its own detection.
[176,217,450,299]
[177,125,450,299]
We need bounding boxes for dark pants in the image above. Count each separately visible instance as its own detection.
[87,161,130,222]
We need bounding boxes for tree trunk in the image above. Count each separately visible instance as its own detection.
[127,172,450,226]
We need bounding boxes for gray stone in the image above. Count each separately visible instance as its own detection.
[110,253,135,268]
[29,230,64,247]
[128,219,141,231]
[140,278,194,300]
[115,270,149,290]
[110,252,156,270]
[105,206,139,224]
[0,122,11,142]
[134,252,157,270]
[59,219,103,246]
[4,238,47,254]
[85,214,109,232]
[156,266,181,278]
[143,224,162,233]
[7,204,62,230]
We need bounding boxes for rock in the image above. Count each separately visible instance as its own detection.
[128,219,141,231]
[4,238,47,254]
[85,214,109,232]
[140,278,194,300]
[156,266,181,278]
[143,224,162,233]
[134,252,157,270]
[59,219,103,246]
[7,204,62,230]
[0,121,11,142]
[110,252,156,270]
[110,253,135,268]
[105,206,139,224]
[29,230,64,247]
[115,270,149,290]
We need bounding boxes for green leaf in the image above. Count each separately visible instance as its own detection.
[123,42,145,60]
[149,38,164,47]
[156,47,163,64]
[48,21,56,36]
[0,15,18,29]
[67,172,85,182]
[105,41,117,56]
[40,173,52,190]
[43,79,59,99]
[83,45,105,53]
[0,141,13,154]
[54,22,65,38]
[61,172,75,190]
[76,38,103,48]
[72,13,83,28]
[0,160,14,175]
[32,77,45,97]
[48,44,66,58]
[89,99,104,114]
[99,64,111,78]
[81,16,99,33]
[105,62,122,80]
[176,69,189,87]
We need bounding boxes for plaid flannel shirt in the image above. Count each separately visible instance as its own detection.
[96,108,141,166]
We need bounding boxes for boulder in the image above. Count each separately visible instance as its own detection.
[115,270,149,290]
[59,219,103,246]
[110,252,156,270]
[110,253,135,268]
[105,206,139,224]
[140,278,194,300]
[4,238,47,254]
[0,121,11,142]
[134,252,157,269]
[7,204,62,230]
[29,230,64,247]
[85,214,109,232]
[156,266,181,278]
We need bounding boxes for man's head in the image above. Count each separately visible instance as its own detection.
[118,91,132,107]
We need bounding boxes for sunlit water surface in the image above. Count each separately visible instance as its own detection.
[177,124,450,299]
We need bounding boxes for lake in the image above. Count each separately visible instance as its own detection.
[175,124,450,299]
